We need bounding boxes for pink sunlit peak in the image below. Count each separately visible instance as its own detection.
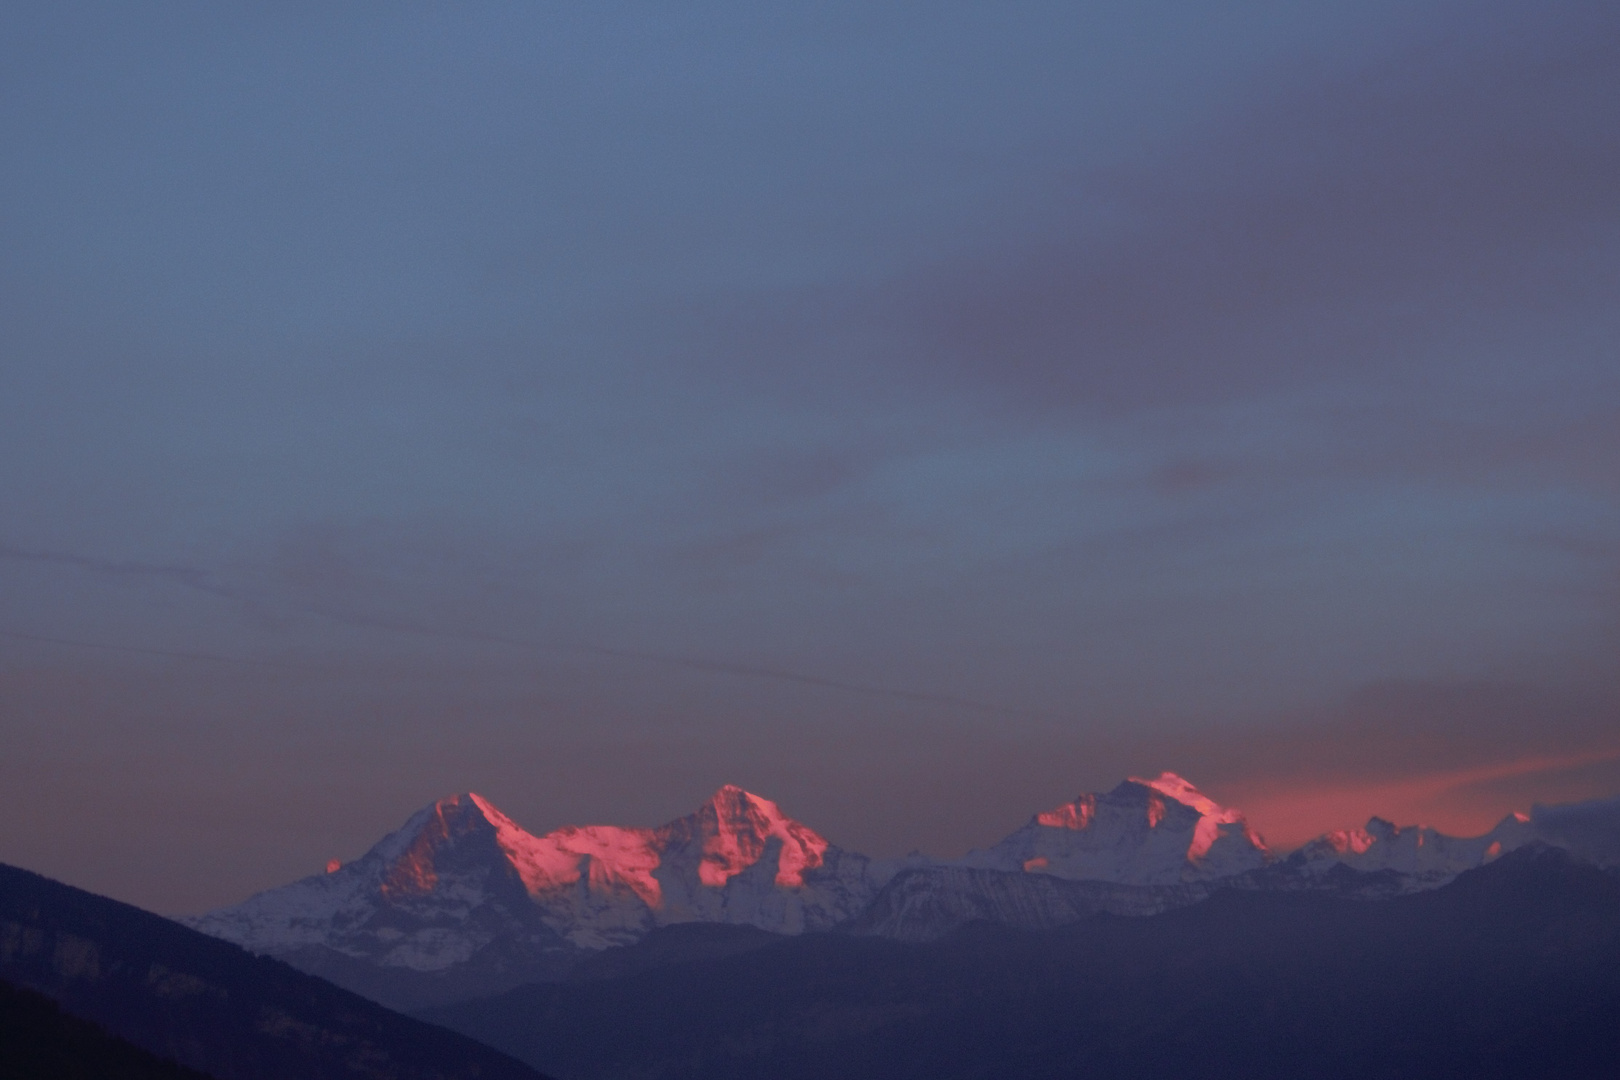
[1129,771,1270,860]
[378,794,476,898]
[438,787,831,910]
[467,791,665,908]
[698,785,829,889]
[1130,772,1222,816]
[1324,828,1377,855]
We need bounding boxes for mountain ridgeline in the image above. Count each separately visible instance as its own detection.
[5,776,1618,1080]
[186,774,1615,1009]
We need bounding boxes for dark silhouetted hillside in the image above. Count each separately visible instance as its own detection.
[1,976,215,1080]
[0,862,553,1080]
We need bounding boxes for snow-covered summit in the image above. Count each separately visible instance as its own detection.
[957,773,1271,884]
[481,783,871,948]
[186,793,568,977]
[185,775,1619,1010]
[189,785,879,974]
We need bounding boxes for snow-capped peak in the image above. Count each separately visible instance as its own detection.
[184,779,1620,1011]
[961,775,1271,885]
[1130,772,1219,816]
[1128,772,1270,861]
[191,785,879,965]
[471,792,665,908]
[470,785,836,909]
[695,784,830,889]
[356,792,515,900]
[1321,827,1377,855]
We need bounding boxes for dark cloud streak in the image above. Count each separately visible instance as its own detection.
[0,541,223,595]
[0,629,273,667]
[679,3,1620,418]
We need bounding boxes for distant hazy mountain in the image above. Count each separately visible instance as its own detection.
[188,773,1620,1006]
[423,846,1620,1080]
[1282,811,1538,886]
[842,864,1215,940]
[0,862,551,1080]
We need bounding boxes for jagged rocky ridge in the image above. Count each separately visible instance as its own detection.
[187,774,1619,1006]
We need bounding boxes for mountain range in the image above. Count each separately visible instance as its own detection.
[186,772,1617,1009]
[6,773,1618,1079]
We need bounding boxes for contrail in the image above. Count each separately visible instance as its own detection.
[0,542,231,598]
[0,620,1045,720]
[1,541,1049,719]
[0,629,275,666]
[287,603,1050,720]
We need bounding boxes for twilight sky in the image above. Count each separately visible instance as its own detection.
[2,1,1618,915]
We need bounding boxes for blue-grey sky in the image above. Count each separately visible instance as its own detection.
[2,1,1618,914]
